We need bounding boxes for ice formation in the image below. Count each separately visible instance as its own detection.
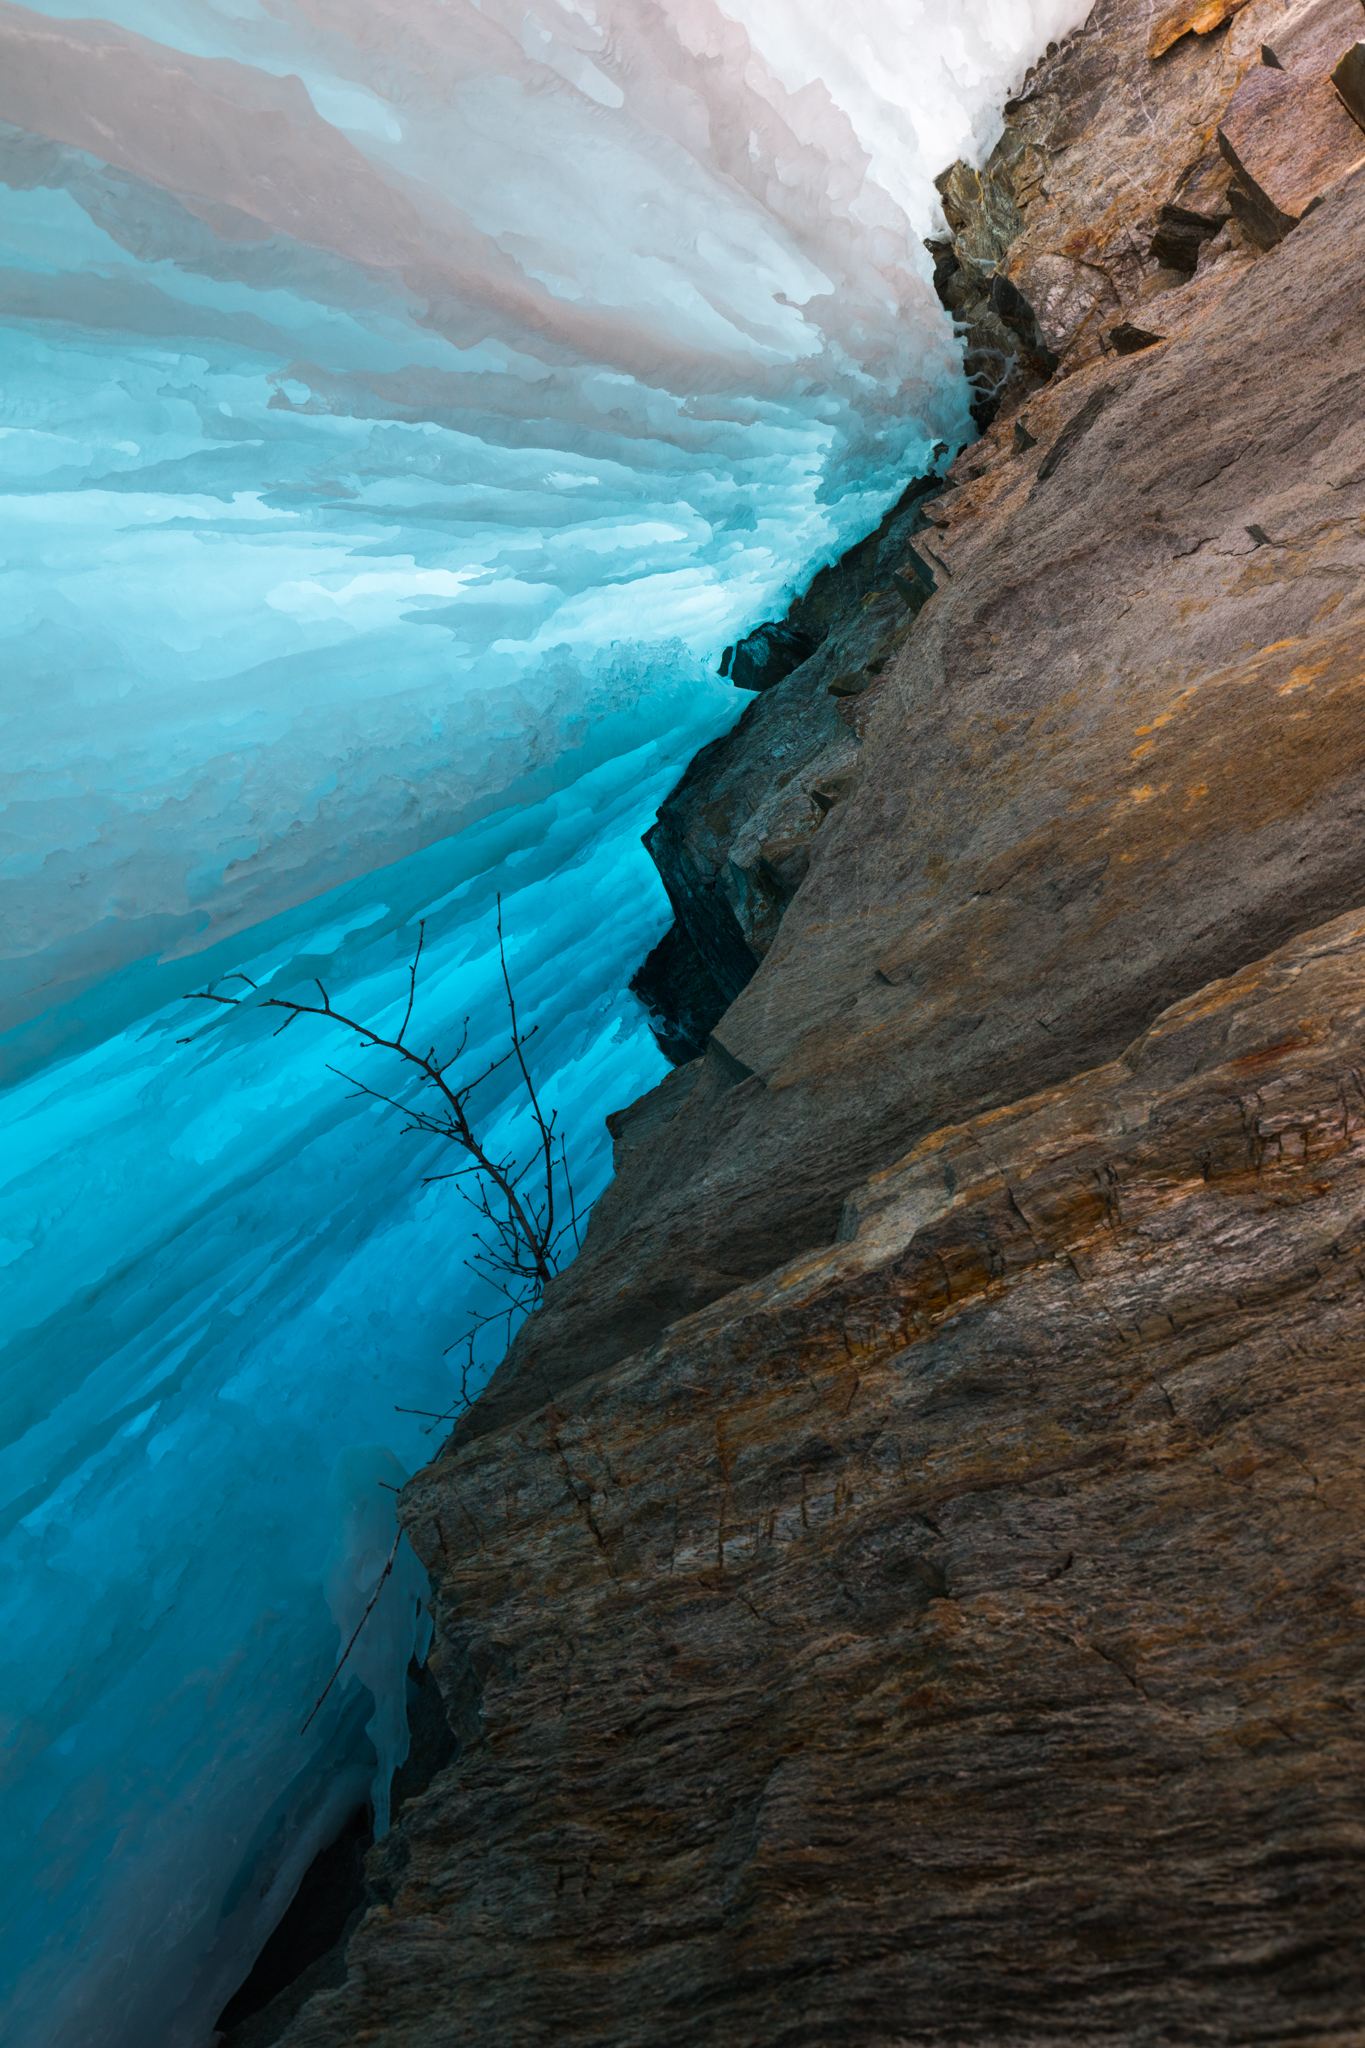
[0,0,1083,2041]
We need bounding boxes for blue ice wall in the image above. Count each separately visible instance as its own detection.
[0,0,1084,2041]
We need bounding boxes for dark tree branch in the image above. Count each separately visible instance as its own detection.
[186,901,583,1727]
[397,921,424,1047]
[186,898,579,1343]
[300,1526,402,1736]
[188,907,560,1290]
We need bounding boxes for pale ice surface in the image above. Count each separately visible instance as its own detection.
[0,0,1083,2041]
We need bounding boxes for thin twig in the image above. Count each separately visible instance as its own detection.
[300,1526,402,1736]
[188,962,553,1285]
[186,904,583,1717]
[495,893,556,1255]
[397,921,425,1047]
[190,905,577,1404]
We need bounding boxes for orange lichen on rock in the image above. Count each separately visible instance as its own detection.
[1147,0,1253,61]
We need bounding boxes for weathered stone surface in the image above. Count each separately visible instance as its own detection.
[1275,0,1365,77]
[992,0,1363,377]
[275,4,1365,2038]
[727,621,821,696]
[628,923,728,1067]
[1032,382,1112,481]
[926,0,1261,422]
[720,733,860,961]
[283,904,1365,2046]
[1148,200,1226,270]
[634,665,853,1026]
[1218,62,1365,244]
[978,3,1250,376]
[476,135,1365,1445]
[930,0,1363,409]
[927,143,1054,428]
[1106,318,1165,352]
[631,479,942,1064]
[1148,0,1253,60]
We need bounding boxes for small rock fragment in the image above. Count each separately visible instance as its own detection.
[809,767,859,813]
[730,620,821,693]
[1172,148,1234,216]
[1333,41,1365,133]
[1149,203,1224,271]
[1034,387,1111,489]
[1217,65,1365,247]
[893,544,940,602]
[1109,322,1165,354]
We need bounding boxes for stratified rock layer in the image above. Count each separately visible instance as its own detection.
[629,477,942,1067]
[473,23,1365,1440]
[279,0,1365,2038]
[289,905,1365,2046]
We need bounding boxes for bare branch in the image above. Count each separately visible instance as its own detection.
[189,902,582,1493]
[397,921,425,1046]
[300,1526,402,1736]
[186,905,586,1731]
[495,894,557,1252]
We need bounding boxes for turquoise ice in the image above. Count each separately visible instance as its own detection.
[0,0,1082,2040]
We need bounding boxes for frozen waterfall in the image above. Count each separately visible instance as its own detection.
[0,0,1083,2041]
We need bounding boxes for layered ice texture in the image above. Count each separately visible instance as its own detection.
[0,0,1083,2041]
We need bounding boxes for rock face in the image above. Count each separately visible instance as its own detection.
[289,906,1365,2046]
[470,2,1365,1444]
[278,0,1365,2039]
[1148,0,1254,61]
[1218,59,1365,242]
[932,0,1365,400]
[629,477,942,1067]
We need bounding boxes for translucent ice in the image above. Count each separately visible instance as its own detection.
[323,1446,434,1839]
[0,0,1085,2041]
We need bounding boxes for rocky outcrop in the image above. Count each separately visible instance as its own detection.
[468,0,1365,1445]
[1218,54,1365,241]
[932,0,1365,413]
[289,902,1365,2047]
[637,0,1365,1078]
[278,0,1365,2039]
[926,147,1055,431]
[630,477,943,1064]
[1147,0,1255,62]
[723,622,821,696]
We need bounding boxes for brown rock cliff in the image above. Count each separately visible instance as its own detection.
[276,0,1365,2038]
[289,905,1365,2046]
[470,0,1365,1442]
